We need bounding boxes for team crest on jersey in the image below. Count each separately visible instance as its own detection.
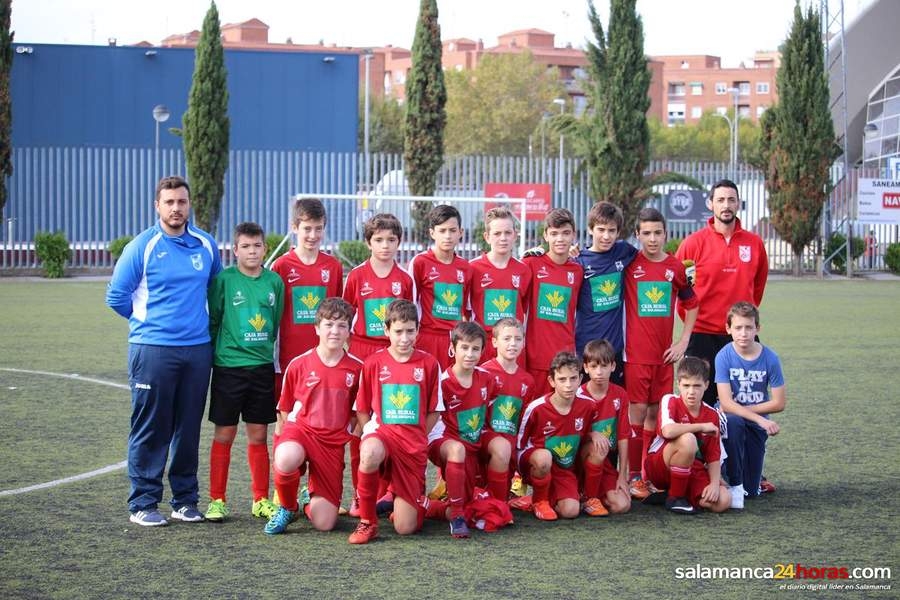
[739,245,751,263]
[494,375,503,387]
[613,398,621,411]
[575,417,584,431]
[457,270,465,283]
[521,383,529,396]
[378,366,392,382]
[321,269,331,283]
[480,386,488,400]
[542,421,556,436]
[268,292,276,306]
[190,253,204,271]
[665,269,675,282]
[413,367,424,382]
[567,272,575,285]
[615,260,624,272]
[346,373,355,387]
[391,281,402,296]
[511,274,521,288]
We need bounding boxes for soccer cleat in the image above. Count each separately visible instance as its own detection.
[508,494,533,512]
[642,491,668,506]
[204,499,228,522]
[348,496,361,518]
[348,520,379,545]
[375,491,395,516]
[510,474,528,497]
[264,506,298,535]
[252,498,278,519]
[449,515,471,538]
[532,500,558,521]
[729,485,745,510]
[665,496,697,515]
[581,497,609,517]
[629,478,651,500]
[427,478,448,501]
[170,505,204,522]
[129,509,168,527]
[759,478,776,494]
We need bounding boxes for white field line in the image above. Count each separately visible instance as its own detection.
[0,367,129,496]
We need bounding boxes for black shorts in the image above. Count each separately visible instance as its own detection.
[209,364,276,426]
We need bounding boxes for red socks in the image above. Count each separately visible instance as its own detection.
[582,460,605,499]
[247,442,270,502]
[628,424,644,479]
[531,473,551,504]
[445,460,466,518]
[349,436,361,491]
[273,467,301,511]
[209,440,232,501]
[486,468,509,501]
[669,464,691,499]
[357,469,380,523]
[641,429,655,479]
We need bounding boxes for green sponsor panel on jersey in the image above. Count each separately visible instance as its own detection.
[591,416,617,445]
[238,306,274,344]
[432,282,463,321]
[483,289,518,325]
[362,297,390,337]
[536,283,571,323]
[546,434,581,468]
[292,285,326,324]
[636,281,672,317]
[490,395,522,435]
[589,273,622,312]
[380,383,422,425]
[456,405,486,444]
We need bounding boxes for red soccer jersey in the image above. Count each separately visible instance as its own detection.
[343,260,414,342]
[278,348,363,446]
[576,383,632,449]
[480,358,535,438]
[271,250,344,371]
[622,253,698,365]
[648,394,722,464]
[467,254,531,335]
[429,366,496,452]
[523,254,583,372]
[354,348,444,454]
[517,395,598,470]
[408,249,471,333]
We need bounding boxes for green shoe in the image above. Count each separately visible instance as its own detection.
[252,498,278,519]
[204,499,228,522]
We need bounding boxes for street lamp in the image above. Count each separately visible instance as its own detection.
[363,49,373,190]
[712,112,735,180]
[727,87,740,179]
[553,98,565,193]
[152,104,170,153]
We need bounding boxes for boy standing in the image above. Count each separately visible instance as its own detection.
[206,222,284,522]
[517,352,604,521]
[523,209,583,397]
[350,299,444,544]
[576,339,632,516]
[644,357,731,514]
[715,302,786,508]
[264,298,363,534]
[468,207,531,363]
[408,205,471,370]
[574,202,638,385]
[623,208,698,499]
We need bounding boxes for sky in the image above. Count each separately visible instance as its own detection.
[12,0,873,68]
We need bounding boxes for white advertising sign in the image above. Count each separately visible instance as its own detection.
[857,178,900,225]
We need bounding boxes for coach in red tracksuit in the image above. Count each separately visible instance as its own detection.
[675,179,768,407]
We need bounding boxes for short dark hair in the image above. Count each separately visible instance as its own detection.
[491,317,524,338]
[450,321,486,350]
[156,175,190,201]
[635,207,666,232]
[428,204,461,229]
[233,221,264,242]
[582,339,616,365]
[676,356,709,381]
[315,297,354,325]
[586,202,624,231]
[364,213,403,242]
[384,299,418,329]
[545,208,576,231]
[549,351,581,379]
[292,197,327,226]
[709,179,739,201]
[727,301,760,327]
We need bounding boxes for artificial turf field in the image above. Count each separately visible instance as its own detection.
[0,279,897,599]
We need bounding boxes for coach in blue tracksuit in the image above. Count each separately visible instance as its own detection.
[106,175,222,527]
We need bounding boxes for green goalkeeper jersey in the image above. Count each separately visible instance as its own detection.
[209,266,285,368]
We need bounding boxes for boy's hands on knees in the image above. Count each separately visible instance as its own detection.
[590,431,611,457]
[758,419,780,436]
[700,483,720,504]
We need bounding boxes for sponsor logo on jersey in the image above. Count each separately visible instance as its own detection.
[583,264,594,279]
[378,366,392,382]
[360,282,375,296]
[413,367,424,382]
[632,265,646,279]
[305,371,321,387]
[739,245,751,263]
[287,269,301,284]
[321,269,331,283]
[232,290,246,306]
[542,421,555,436]
[391,281,402,296]
[448,394,462,409]
[156,251,167,259]
[480,273,493,288]
[536,266,550,279]
[427,267,440,281]
[190,253,204,271]
[134,382,152,390]
[665,269,675,282]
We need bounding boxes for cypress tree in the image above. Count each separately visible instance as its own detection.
[0,0,13,219]
[404,0,446,241]
[182,1,229,235]
[759,4,839,276]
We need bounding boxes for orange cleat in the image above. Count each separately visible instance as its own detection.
[532,500,558,521]
[348,520,378,545]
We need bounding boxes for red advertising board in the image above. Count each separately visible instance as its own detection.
[484,183,552,222]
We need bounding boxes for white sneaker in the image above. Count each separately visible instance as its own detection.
[729,485,745,510]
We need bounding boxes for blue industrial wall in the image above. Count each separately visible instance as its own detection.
[10,43,358,151]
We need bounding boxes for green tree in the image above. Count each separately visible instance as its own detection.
[0,0,13,219]
[758,4,839,276]
[404,0,446,240]
[649,111,762,163]
[182,1,229,235]
[445,51,565,156]
[359,95,405,155]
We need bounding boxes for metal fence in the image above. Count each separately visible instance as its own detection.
[2,146,896,272]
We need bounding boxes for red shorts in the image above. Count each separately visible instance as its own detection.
[624,362,674,405]
[427,437,478,503]
[277,422,346,507]
[644,452,710,508]
[362,430,427,506]
[518,447,579,503]
[479,430,517,474]
[348,335,389,360]
[415,329,454,370]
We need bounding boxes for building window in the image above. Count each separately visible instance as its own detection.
[691,106,702,119]
[738,105,751,119]
[756,82,770,94]
[738,81,751,96]
[691,83,703,96]
[757,105,768,118]
[667,103,686,126]
[668,83,686,96]
[715,82,727,95]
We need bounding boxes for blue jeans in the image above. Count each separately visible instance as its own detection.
[127,343,211,512]
[722,413,768,497]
